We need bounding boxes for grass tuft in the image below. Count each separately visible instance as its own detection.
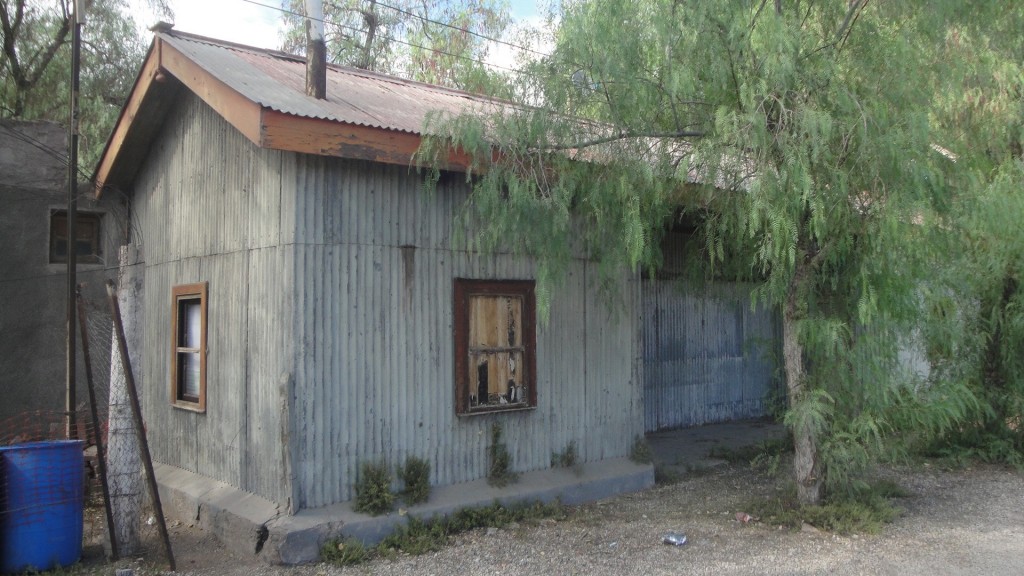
[745,478,908,534]
[320,500,565,566]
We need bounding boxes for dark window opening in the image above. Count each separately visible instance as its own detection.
[49,210,102,264]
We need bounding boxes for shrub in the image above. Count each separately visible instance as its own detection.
[397,455,431,505]
[353,460,394,516]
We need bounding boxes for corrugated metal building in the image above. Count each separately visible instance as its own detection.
[94,30,782,561]
[95,30,645,522]
[642,232,782,432]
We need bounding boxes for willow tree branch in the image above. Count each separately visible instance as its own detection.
[535,129,705,152]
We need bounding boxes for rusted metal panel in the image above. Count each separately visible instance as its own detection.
[161,32,501,135]
[642,279,781,432]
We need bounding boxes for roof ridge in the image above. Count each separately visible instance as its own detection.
[158,28,512,106]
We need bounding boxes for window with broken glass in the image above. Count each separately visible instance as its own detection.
[454,279,537,415]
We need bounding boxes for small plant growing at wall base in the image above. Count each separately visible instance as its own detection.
[320,537,369,565]
[630,435,653,464]
[353,460,394,516]
[551,440,583,475]
[397,455,431,505]
[488,422,518,487]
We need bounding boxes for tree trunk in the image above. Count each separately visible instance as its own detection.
[784,263,823,505]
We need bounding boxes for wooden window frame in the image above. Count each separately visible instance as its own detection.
[171,282,208,412]
[49,209,102,264]
[454,279,537,416]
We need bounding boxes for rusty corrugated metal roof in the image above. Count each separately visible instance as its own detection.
[160,31,503,134]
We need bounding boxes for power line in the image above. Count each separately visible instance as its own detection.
[0,123,97,184]
[238,0,550,77]
[369,0,550,58]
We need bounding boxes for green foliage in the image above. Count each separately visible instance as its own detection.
[709,437,793,478]
[629,435,653,465]
[353,460,395,516]
[419,0,1024,504]
[320,537,370,566]
[488,422,518,486]
[0,0,166,166]
[748,479,908,535]
[281,0,513,93]
[550,440,582,475]
[397,455,432,505]
[321,501,566,566]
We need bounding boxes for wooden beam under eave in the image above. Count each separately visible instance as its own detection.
[259,109,475,171]
[94,46,166,195]
[157,38,263,147]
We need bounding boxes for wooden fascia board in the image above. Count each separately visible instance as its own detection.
[259,109,475,171]
[93,42,164,195]
[157,39,263,146]
[94,38,262,196]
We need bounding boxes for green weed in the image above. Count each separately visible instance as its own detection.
[320,500,565,566]
[353,460,394,516]
[397,455,431,505]
[629,435,653,464]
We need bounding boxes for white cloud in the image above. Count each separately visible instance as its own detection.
[133,0,285,49]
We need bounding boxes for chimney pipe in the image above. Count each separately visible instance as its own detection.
[305,0,326,100]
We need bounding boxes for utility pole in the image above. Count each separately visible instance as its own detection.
[66,0,86,439]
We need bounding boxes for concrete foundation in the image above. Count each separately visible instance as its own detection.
[155,458,654,565]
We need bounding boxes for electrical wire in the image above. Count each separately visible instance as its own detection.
[237,0,551,76]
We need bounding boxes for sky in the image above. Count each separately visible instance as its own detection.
[137,0,547,52]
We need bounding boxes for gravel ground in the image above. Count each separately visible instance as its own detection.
[83,462,1024,576]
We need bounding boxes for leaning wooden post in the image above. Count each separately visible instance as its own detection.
[76,285,119,559]
[106,279,175,571]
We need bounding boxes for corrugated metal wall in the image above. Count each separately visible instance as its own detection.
[288,156,643,508]
[130,94,294,506]
[129,92,643,510]
[642,275,781,432]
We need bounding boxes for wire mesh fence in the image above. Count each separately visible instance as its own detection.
[0,285,148,565]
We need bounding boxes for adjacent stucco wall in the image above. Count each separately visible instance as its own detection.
[286,155,644,508]
[127,94,294,507]
[0,120,121,427]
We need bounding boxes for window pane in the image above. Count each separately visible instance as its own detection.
[178,299,202,348]
[178,351,201,398]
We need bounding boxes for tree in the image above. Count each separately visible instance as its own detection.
[0,0,168,168]
[419,0,1000,504]
[919,3,1024,465]
[282,0,511,93]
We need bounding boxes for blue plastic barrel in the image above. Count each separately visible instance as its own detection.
[0,440,85,574]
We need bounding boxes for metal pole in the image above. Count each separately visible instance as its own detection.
[65,0,84,440]
[76,285,119,559]
[106,280,176,571]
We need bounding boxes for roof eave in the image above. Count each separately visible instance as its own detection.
[94,36,265,196]
[94,34,476,197]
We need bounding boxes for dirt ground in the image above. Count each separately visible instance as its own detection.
[72,461,1024,576]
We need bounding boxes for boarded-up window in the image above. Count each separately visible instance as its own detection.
[454,280,536,415]
[171,283,208,412]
